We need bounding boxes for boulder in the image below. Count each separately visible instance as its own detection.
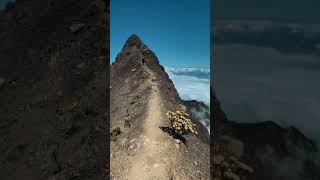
[212,155,225,165]
[69,23,85,33]
[151,77,157,82]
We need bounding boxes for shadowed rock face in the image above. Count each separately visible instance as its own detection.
[183,100,209,114]
[227,121,317,156]
[0,0,109,179]
[211,86,320,180]
[182,100,210,142]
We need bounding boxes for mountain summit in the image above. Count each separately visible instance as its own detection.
[110,35,210,179]
[123,34,146,49]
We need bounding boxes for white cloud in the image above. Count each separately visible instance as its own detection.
[165,67,210,106]
[214,44,320,143]
[165,67,210,132]
[213,20,320,33]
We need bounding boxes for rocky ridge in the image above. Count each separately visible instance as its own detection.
[110,35,210,179]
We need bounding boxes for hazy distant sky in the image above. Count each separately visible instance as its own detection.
[212,1,320,144]
[213,0,320,22]
[0,0,14,10]
[110,0,210,67]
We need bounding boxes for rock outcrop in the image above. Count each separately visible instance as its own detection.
[0,0,109,179]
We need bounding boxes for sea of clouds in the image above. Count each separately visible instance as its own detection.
[165,67,210,106]
[165,67,210,132]
[214,44,320,145]
[213,19,320,179]
[213,19,320,145]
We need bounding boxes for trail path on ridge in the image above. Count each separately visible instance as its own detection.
[124,65,178,180]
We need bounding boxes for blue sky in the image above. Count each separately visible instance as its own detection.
[110,0,210,67]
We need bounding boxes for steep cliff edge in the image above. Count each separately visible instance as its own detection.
[110,35,210,179]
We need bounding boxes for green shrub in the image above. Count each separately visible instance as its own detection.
[110,127,121,142]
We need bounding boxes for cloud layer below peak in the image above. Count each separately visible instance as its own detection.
[165,67,210,106]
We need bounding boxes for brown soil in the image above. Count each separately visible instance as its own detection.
[124,66,178,180]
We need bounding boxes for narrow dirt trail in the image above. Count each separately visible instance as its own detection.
[124,66,178,180]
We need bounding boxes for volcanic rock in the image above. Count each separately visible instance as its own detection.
[69,23,85,33]
[0,0,109,179]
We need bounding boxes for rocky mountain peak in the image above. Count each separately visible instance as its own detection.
[112,34,182,110]
[114,34,154,65]
[123,34,146,50]
[111,34,210,179]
